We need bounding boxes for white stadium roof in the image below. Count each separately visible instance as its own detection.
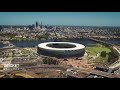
[38,42,85,51]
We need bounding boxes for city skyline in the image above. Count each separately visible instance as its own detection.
[0,12,120,26]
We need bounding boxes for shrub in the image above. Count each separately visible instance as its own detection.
[100,51,106,57]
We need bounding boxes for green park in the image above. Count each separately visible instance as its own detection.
[86,43,119,66]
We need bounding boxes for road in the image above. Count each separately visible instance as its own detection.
[66,68,120,78]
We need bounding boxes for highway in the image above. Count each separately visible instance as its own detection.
[66,68,120,78]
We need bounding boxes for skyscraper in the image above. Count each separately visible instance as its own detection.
[40,22,42,29]
[28,25,31,30]
[29,24,35,30]
[36,21,39,29]
[32,24,35,29]
[0,25,3,32]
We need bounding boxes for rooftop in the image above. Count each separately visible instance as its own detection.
[38,42,85,51]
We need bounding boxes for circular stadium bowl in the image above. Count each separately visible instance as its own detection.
[37,42,85,58]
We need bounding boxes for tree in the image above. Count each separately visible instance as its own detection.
[100,51,106,57]
[108,52,119,64]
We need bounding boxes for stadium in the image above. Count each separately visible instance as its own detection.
[37,42,85,58]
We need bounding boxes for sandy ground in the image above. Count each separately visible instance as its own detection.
[59,58,94,70]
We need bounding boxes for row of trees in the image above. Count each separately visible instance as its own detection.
[100,50,119,64]
[36,33,50,40]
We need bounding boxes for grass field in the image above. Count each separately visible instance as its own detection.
[86,44,116,65]
[86,45,111,56]
[94,55,109,65]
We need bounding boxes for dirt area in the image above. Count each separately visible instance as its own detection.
[59,58,94,70]
[39,71,64,78]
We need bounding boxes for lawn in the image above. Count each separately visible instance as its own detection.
[86,45,111,56]
[94,55,109,64]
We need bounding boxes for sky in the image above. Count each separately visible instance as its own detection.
[0,12,120,26]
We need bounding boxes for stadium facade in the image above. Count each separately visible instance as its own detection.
[37,42,85,58]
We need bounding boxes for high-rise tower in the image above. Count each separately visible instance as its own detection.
[36,21,39,29]
[40,22,42,29]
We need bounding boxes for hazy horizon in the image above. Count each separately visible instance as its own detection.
[0,12,120,26]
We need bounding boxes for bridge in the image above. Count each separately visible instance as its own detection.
[89,37,114,46]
